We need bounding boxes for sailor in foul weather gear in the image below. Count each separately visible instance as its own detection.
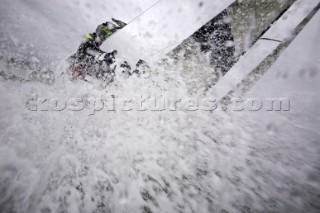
[95,18,127,42]
[71,18,127,80]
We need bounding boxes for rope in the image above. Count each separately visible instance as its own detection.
[105,0,163,41]
[127,0,163,25]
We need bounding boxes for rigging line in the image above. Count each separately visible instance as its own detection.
[107,0,163,40]
[151,42,178,58]
[127,0,164,25]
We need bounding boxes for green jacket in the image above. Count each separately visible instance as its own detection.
[96,18,127,42]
